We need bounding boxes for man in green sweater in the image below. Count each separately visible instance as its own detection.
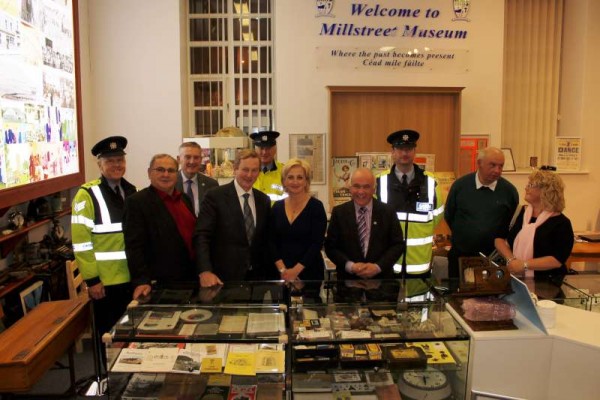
[445,147,519,279]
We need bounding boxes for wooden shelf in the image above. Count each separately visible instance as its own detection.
[0,208,71,257]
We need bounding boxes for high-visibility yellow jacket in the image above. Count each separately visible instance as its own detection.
[376,165,444,274]
[253,160,287,202]
[71,176,136,286]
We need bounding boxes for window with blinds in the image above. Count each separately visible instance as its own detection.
[186,0,273,135]
[501,0,563,169]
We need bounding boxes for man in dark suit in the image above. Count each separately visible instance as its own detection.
[124,154,198,299]
[176,141,218,216]
[194,149,272,286]
[325,168,404,280]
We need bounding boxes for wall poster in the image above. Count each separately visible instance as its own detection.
[289,133,325,184]
[330,156,358,207]
[555,137,581,171]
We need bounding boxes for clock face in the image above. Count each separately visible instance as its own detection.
[402,367,448,389]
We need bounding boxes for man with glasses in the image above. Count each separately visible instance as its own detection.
[325,168,404,280]
[123,154,197,299]
[71,136,136,338]
[445,146,519,279]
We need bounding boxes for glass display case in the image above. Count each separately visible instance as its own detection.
[563,274,600,312]
[104,282,288,399]
[288,280,470,400]
[522,276,591,311]
[103,280,471,399]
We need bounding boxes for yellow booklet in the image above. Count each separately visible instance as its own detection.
[224,352,256,376]
[255,349,285,373]
[200,357,223,373]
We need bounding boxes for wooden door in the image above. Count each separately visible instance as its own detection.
[328,86,463,173]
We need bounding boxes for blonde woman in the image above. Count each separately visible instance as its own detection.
[268,158,327,281]
[495,169,574,282]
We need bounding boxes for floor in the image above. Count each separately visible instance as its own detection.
[0,339,108,400]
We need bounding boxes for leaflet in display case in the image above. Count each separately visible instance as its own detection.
[288,280,471,400]
[104,294,288,399]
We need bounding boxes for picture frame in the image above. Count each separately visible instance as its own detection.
[289,133,326,184]
[501,148,516,172]
[20,280,44,315]
[0,0,85,206]
[356,152,391,175]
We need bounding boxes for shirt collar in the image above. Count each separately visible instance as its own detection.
[393,165,414,182]
[180,170,196,182]
[233,179,253,198]
[475,173,498,191]
[354,200,373,214]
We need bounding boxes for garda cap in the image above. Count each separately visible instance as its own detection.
[250,130,280,148]
[387,129,420,149]
[91,136,128,158]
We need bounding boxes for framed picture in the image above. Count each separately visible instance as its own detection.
[501,148,516,172]
[331,156,358,206]
[356,152,391,175]
[0,0,85,206]
[289,133,326,184]
[20,280,44,315]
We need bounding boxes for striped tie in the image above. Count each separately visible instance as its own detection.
[243,193,255,243]
[358,206,368,257]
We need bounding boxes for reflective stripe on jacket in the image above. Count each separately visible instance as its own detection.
[378,169,444,274]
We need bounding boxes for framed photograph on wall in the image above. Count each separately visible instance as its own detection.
[356,152,391,176]
[289,133,325,184]
[20,280,44,315]
[0,0,85,207]
[501,148,516,172]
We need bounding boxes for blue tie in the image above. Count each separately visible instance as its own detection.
[243,193,255,243]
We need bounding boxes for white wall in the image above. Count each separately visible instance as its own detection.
[81,0,183,187]
[79,0,599,231]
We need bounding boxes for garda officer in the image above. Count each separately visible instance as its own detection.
[71,136,136,338]
[376,129,444,276]
[250,130,287,202]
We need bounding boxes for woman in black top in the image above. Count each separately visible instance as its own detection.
[495,169,574,282]
[268,158,327,281]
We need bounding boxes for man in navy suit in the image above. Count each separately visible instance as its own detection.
[325,168,404,280]
[176,141,218,216]
[194,149,272,286]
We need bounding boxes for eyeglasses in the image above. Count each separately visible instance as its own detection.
[525,183,541,189]
[152,167,178,174]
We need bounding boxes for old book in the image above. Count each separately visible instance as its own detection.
[171,349,201,374]
[255,349,285,374]
[246,312,285,336]
[224,352,256,376]
[137,310,181,334]
[228,384,257,400]
[218,315,248,334]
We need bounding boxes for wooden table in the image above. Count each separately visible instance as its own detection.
[0,298,90,393]
[568,235,600,271]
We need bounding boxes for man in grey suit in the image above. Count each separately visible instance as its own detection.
[176,141,218,216]
[194,149,272,287]
[325,168,404,280]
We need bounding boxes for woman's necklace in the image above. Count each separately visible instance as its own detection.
[287,195,309,221]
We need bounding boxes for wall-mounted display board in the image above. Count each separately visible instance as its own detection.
[0,0,84,207]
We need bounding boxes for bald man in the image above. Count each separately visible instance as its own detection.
[445,147,519,278]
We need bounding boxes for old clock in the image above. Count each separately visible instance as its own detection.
[397,366,452,400]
